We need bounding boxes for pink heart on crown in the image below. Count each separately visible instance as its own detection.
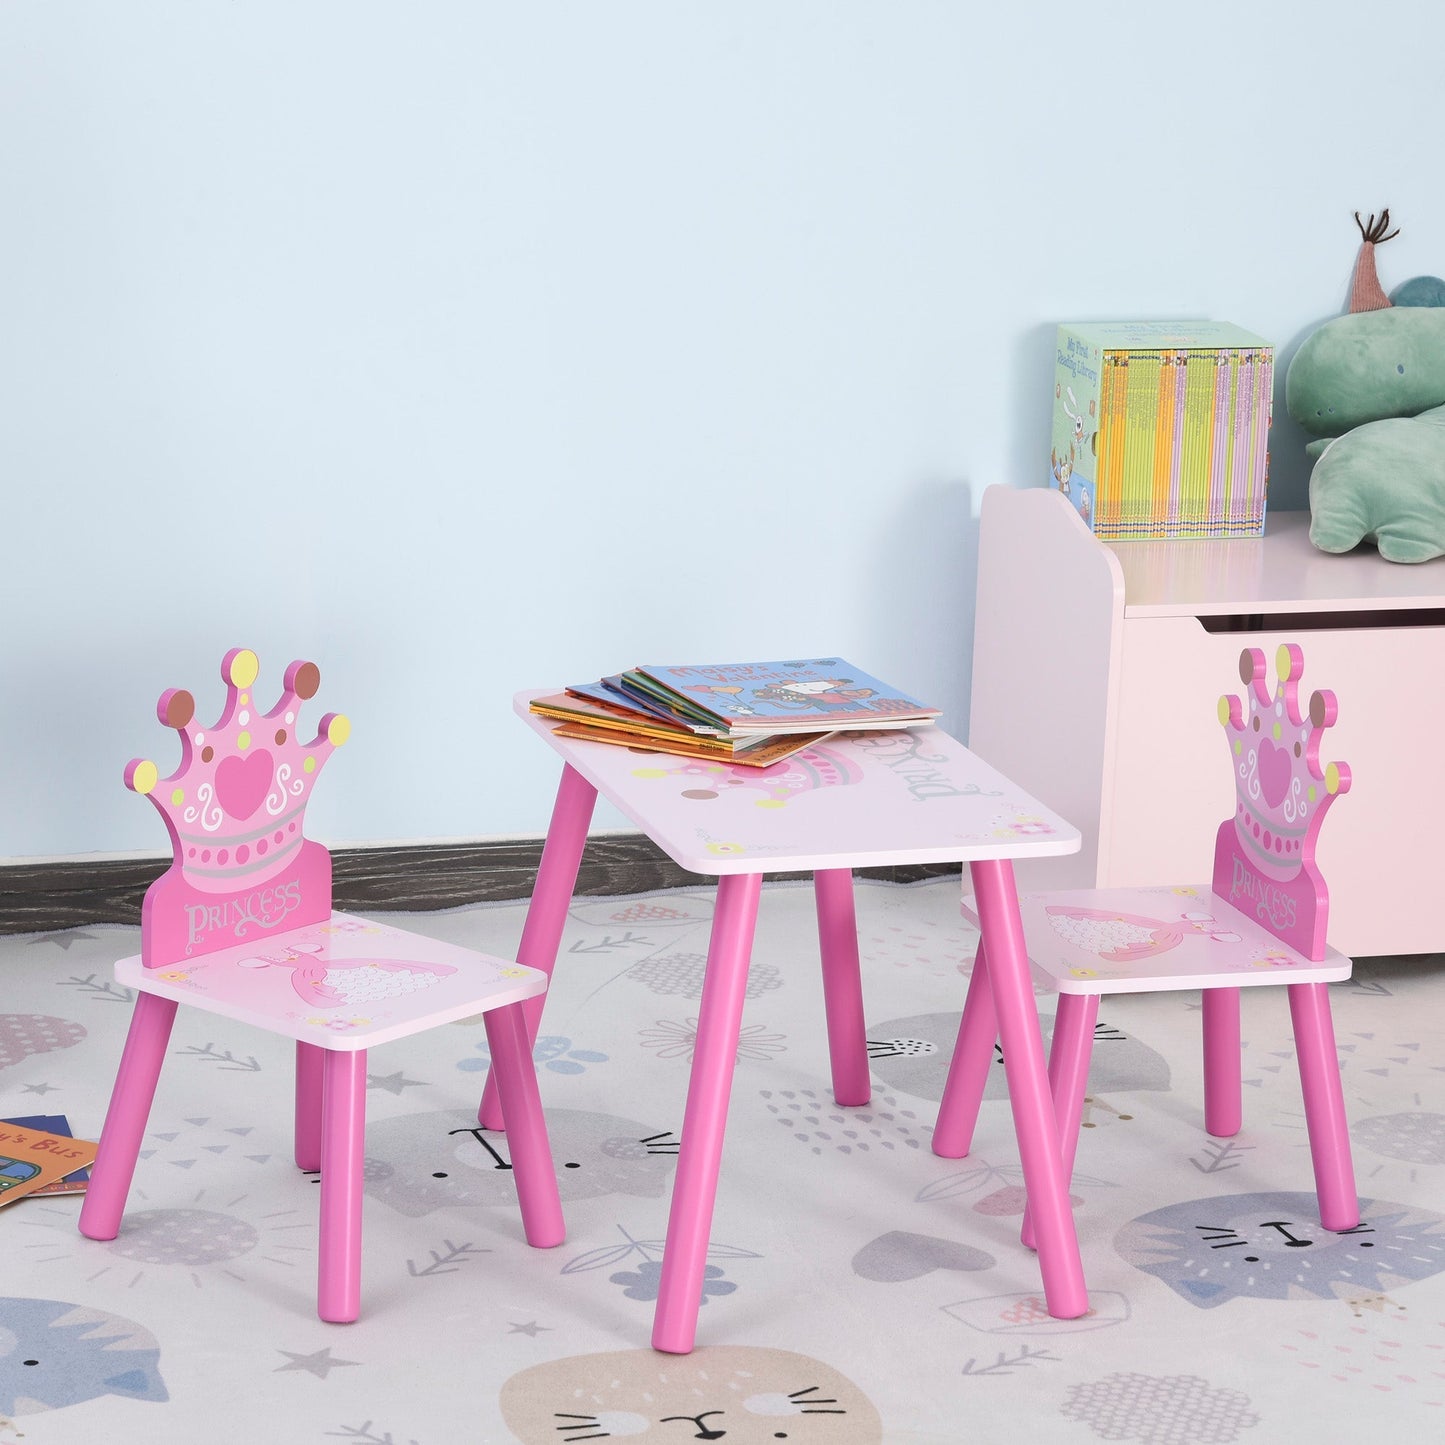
[215,749,275,820]
[1256,738,1292,809]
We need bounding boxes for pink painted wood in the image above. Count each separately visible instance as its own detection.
[503,691,1087,1352]
[653,872,763,1353]
[81,649,566,1324]
[295,1041,324,1171]
[942,643,1359,1249]
[814,868,871,1108]
[478,762,598,1132]
[968,860,1088,1315]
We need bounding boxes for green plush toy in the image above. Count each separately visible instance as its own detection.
[1284,210,1445,562]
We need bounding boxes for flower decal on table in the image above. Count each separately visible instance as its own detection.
[457,1034,608,1076]
[305,1014,372,1032]
[1250,949,1299,969]
[992,811,1057,839]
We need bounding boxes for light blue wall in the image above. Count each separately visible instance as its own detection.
[4,2,1443,858]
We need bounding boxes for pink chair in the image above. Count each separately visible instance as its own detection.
[935,644,1358,1241]
[78,648,564,1322]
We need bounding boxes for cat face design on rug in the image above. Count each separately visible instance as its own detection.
[0,1298,167,1416]
[500,1346,882,1443]
[1116,1192,1445,1308]
[363,1108,676,1216]
[866,1009,1170,1103]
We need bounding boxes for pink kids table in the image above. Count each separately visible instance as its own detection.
[478,690,1087,1353]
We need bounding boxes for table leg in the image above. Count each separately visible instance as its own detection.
[970,858,1089,1320]
[1020,991,1098,1251]
[932,939,996,1159]
[652,871,762,1355]
[814,868,870,1107]
[479,763,598,1131]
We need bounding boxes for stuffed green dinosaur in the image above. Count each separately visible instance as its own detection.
[1284,210,1445,562]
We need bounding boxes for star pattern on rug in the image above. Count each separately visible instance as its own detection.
[274,1347,361,1378]
[508,1321,552,1336]
[368,1069,428,1095]
[25,930,98,950]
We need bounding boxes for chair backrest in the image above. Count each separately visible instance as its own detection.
[1211,643,1350,961]
[125,648,350,968]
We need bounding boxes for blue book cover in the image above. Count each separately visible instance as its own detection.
[636,659,939,731]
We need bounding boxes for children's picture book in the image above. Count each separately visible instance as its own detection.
[548,720,829,767]
[529,691,823,761]
[630,659,940,734]
[533,690,732,745]
[1051,320,1273,541]
[0,1118,98,1207]
[1,1115,92,1197]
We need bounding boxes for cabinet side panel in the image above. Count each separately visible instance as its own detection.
[968,485,1125,891]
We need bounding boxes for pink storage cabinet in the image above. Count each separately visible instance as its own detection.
[968,484,1445,958]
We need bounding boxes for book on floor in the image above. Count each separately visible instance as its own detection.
[1,1114,92,1197]
[0,1118,98,1207]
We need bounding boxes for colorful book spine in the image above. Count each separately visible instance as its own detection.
[1052,322,1272,539]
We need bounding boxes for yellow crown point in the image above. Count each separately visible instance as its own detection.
[130,759,158,795]
[229,649,260,689]
[327,714,351,746]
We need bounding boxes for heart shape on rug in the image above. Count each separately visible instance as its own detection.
[1256,737,1292,809]
[851,1230,993,1282]
[215,749,274,820]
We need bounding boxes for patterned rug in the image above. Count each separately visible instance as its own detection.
[3,876,1444,1444]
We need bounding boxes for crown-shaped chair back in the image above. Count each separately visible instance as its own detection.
[1212,644,1350,961]
[126,648,351,968]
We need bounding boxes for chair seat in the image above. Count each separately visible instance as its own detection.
[115,911,548,1050]
[963,884,1351,996]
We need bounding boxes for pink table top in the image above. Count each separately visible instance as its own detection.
[517,689,1081,875]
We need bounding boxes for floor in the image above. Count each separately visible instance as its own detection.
[4,876,1445,1444]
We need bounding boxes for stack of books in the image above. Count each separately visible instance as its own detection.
[1052,321,1273,541]
[530,659,940,766]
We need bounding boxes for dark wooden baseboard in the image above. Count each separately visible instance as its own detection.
[0,836,962,936]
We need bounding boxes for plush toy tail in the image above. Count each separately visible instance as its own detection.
[1349,208,1399,313]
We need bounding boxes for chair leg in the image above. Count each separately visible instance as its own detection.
[933,940,997,1159]
[1021,993,1099,1250]
[652,871,762,1355]
[1202,987,1243,1138]
[479,763,597,1130]
[1288,981,1359,1232]
[317,1048,367,1324]
[296,1042,324,1171]
[484,1002,565,1248]
[79,993,179,1241]
[814,868,870,1107]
